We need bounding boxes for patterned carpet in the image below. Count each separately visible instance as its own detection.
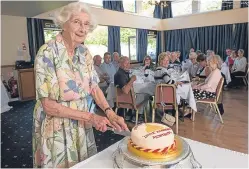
[1,100,124,168]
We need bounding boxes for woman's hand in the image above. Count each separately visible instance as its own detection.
[90,114,113,132]
[106,110,129,132]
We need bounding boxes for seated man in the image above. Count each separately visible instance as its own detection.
[112,52,120,71]
[114,56,149,123]
[100,52,117,83]
[93,55,109,92]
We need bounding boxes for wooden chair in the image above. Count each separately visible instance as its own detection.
[234,64,249,88]
[152,84,179,134]
[192,78,224,124]
[115,87,147,125]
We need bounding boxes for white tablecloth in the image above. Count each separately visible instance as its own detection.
[221,63,231,84]
[71,137,248,168]
[106,71,197,112]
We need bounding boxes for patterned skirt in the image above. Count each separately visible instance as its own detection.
[193,89,216,100]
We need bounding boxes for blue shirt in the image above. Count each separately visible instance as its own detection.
[100,62,117,83]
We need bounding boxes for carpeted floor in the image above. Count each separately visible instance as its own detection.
[1,100,124,168]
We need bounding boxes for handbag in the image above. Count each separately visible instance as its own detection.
[161,113,176,126]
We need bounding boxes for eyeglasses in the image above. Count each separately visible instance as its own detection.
[71,19,90,29]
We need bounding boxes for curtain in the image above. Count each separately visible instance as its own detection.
[164,24,233,61]
[27,18,45,63]
[153,4,162,62]
[221,0,233,10]
[162,1,173,19]
[103,0,124,12]
[241,0,249,8]
[108,26,121,55]
[137,29,148,62]
[233,23,248,59]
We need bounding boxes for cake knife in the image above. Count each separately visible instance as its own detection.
[107,127,131,136]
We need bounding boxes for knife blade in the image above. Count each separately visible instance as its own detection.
[107,127,131,136]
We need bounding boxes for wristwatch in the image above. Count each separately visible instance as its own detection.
[104,107,112,114]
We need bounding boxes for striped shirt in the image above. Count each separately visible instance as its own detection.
[154,67,175,84]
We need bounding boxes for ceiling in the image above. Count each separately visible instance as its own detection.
[1,1,76,17]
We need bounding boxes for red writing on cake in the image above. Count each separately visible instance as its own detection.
[143,132,156,138]
[143,128,172,138]
[152,131,172,139]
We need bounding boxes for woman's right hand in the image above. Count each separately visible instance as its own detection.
[90,114,113,132]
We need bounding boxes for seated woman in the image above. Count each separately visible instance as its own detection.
[226,50,236,70]
[154,52,182,85]
[192,55,222,100]
[141,55,156,71]
[228,49,247,88]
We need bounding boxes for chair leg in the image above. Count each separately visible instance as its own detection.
[152,108,155,123]
[135,110,139,125]
[210,104,216,113]
[214,103,224,124]
[175,109,179,134]
[191,109,195,122]
[144,107,147,123]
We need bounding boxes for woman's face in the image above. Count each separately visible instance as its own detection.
[63,12,90,44]
[171,52,177,61]
[161,57,169,68]
[238,51,243,57]
[190,57,197,64]
[144,57,151,65]
[200,60,206,67]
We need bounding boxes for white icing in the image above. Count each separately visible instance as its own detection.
[131,123,174,150]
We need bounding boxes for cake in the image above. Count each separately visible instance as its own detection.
[127,123,181,161]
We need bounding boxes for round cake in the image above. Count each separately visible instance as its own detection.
[127,123,180,161]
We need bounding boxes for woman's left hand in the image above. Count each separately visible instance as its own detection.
[106,111,129,132]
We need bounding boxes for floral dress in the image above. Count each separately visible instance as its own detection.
[33,34,100,168]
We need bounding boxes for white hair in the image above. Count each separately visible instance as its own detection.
[189,52,197,59]
[53,2,97,32]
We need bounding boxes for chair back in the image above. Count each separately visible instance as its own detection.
[116,87,137,110]
[154,84,177,110]
[216,77,224,102]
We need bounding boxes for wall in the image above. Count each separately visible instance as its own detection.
[162,8,248,30]
[1,15,30,66]
[34,6,162,30]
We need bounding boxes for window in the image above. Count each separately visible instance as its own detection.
[172,0,192,17]
[120,28,137,61]
[44,29,61,43]
[140,1,154,17]
[123,0,136,13]
[84,25,108,58]
[199,0,222,12]
[79,0,102,7]
[147,34,156,61]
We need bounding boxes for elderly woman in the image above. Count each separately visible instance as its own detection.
[33,2,128,168]
[228,49,247,88]
[187,52,199,78]
[192,55,222,100]
[141,55,156,71]
[154,52,182,85]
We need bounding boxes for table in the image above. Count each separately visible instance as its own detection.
[106,70,197,112]
[71,137,248,168]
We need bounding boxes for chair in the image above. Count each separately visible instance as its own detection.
[234,64,249,88]
[152,84,179,134]
[115,87,147,125]
[192,78,224,124]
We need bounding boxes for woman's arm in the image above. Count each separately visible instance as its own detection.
[41,98,93,121]
[90,86,110,112]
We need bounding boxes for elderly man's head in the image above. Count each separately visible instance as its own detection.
[119,56,130,71]
[93,55,102,66]
[226,48,232,56]
[113,52,120,62]
[189,52,197,64]
[53,2,96,45]
[103,52,111,64]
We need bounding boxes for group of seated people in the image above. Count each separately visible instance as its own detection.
[92,47,247,123]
